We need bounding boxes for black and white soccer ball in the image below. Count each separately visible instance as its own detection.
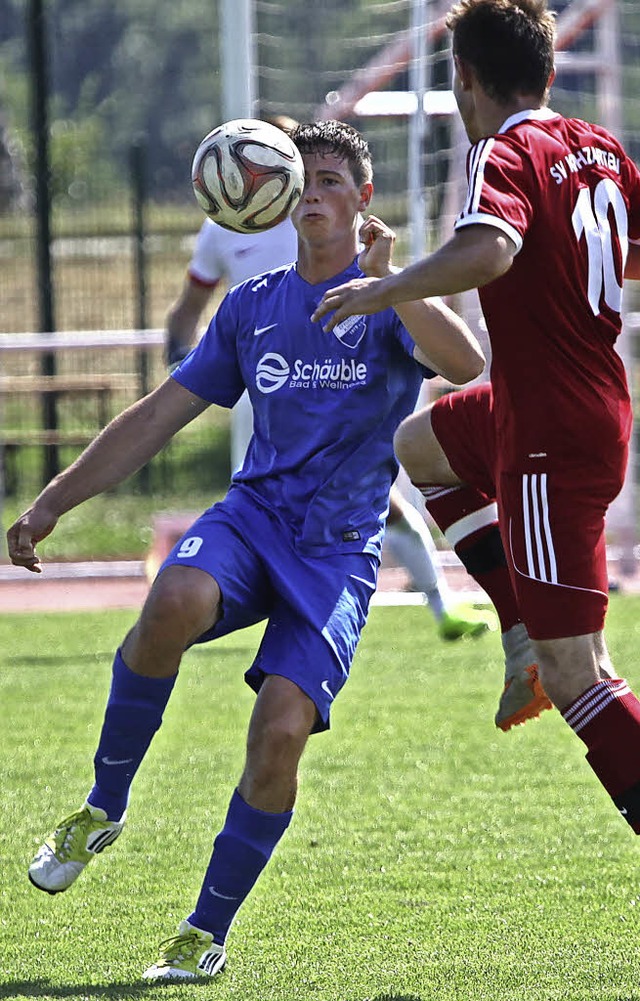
[191,119,305,234]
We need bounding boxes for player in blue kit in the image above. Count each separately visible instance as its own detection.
[7,121,485,981]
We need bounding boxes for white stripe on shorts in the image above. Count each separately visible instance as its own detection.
[521,473,558,583]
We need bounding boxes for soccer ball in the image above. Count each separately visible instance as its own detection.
[191,119,305,234]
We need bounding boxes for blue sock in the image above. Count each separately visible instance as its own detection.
[87,648,177,821]
[189,789,293,944]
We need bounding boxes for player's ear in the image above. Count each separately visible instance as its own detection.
[358,181,373,212]
[546,66,556,94]
[453,54,473,91]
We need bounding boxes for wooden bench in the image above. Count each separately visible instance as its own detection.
[0,374,133,429]
[0,374,137,489]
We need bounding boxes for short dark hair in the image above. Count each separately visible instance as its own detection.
[447,0,556,104]
[290,121,373,187]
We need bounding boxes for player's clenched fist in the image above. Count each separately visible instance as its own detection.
[357,215,396,278]
[7,506,58,572]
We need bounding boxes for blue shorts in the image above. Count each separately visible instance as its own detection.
[159,487,378,731]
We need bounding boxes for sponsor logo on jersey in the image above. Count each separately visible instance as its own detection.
[256,353,290,393]
[255,352,368,394]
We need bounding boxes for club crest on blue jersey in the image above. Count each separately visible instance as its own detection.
[332,314,367,349]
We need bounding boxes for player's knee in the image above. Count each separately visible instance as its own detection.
[139,566,221,644]
[393,417,422,477]
[394,411,439,483]
[246,708,312,784]
[251,715,307,763]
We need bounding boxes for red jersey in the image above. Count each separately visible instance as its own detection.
[455,108,640,474]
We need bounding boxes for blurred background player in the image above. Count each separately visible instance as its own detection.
[165,114,495,643]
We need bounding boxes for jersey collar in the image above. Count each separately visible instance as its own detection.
[497,106,559,134]
[294,257,361,291]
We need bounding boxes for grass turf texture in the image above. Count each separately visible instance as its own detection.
[1,600,640,1000]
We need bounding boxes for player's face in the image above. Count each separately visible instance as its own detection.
[292,152,371,245]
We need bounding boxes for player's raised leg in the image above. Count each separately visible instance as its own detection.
[393,388,551,730]
[28,565,222,894]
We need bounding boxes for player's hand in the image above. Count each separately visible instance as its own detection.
[311,276,391,332]
[7,505,58,573]
[357,215,396,278]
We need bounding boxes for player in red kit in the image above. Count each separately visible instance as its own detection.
[313,0,640,833]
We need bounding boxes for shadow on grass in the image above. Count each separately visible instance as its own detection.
[7,645,257,668]
[6,653,115,667]
[0,985,152,1000]
[367,996,424,1001]
[362,996,640,1001]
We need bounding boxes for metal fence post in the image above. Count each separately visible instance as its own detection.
[27,0,58,487]
[130,137,151,494]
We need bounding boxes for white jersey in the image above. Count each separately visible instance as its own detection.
[188,217,298,288]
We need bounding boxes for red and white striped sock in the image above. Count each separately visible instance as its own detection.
[563,678,640,833]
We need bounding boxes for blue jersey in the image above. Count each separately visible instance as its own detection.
[173,259,433,558]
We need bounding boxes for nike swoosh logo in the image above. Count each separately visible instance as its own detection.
[101,756,134,766]
[208,887,238,900]
[321,680,334,700]
[253,323,277,336]
[620,807,628,815]
[348,573,376,590]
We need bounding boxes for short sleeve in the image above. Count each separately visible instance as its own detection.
[455,137,534,252]
[188,220,224,285]
[172,291,245,407]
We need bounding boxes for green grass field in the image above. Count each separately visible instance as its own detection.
[2,600,640,1000]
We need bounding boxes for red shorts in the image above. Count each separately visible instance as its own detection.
[431,384,626,640]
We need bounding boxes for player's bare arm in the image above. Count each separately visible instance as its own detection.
[343,215,485,383]
[7,379,210,573]
[166,280,216,368]
[312,225,516,331]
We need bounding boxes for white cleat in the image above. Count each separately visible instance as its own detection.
[28,802,125,894]
[142,920,227,980]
